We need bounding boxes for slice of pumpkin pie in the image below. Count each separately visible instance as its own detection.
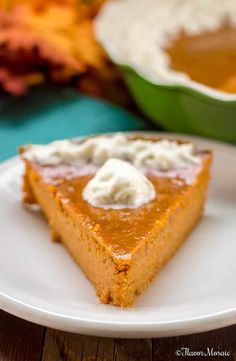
[20,133,212,307]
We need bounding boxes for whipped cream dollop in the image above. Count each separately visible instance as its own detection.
[95,0,236,85]
[24,133,200,170]
[83,158,156,209]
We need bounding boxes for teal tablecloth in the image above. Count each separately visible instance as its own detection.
[0,87,149,162]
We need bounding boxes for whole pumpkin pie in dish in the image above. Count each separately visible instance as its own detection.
[96,0,236,94]
[20,133,212,307]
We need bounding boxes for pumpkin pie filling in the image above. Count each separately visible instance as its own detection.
[20,135,212,306]
[96,0,236,94]
[166,25,236,92]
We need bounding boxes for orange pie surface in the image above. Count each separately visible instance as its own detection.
[166,25,236,92]
[21,136,212,307]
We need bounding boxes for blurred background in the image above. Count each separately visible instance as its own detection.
[0,0,148,161]
[0,0,235,162]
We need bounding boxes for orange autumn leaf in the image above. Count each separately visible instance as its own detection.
[73,19,108,70]
[0,0,117,97]
[0,4,88,72]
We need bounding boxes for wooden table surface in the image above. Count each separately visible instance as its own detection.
[0,310,235,361]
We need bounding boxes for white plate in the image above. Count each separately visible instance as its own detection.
[0,134,236,338]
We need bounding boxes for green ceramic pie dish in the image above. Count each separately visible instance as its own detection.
[95,0,236,144]
[120,64,236,144]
